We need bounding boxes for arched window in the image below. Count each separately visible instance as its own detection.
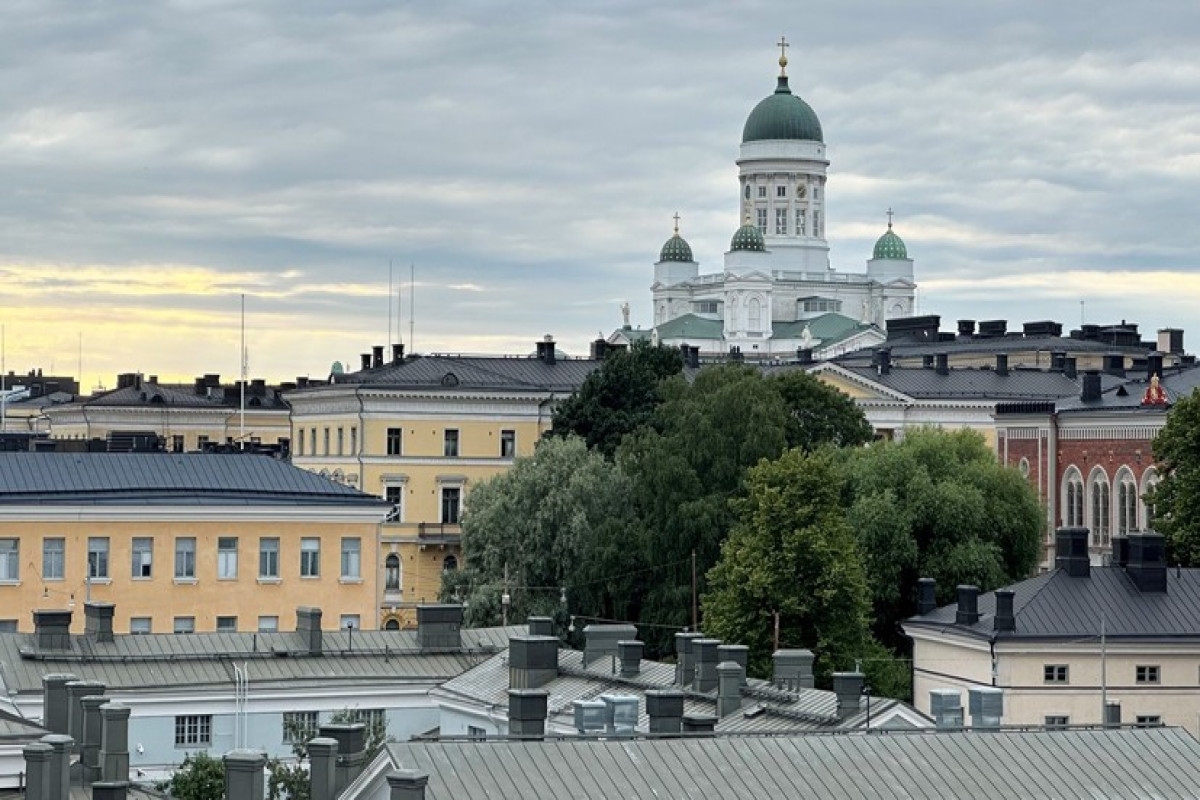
[1088,467,1111,545]
[1062,467,1084,528]
[1018,457,1030,479]
[1141,467,1160,529]
[385,554,401,591]
[384,619,400,631]
[443,555,459,572]
[1115,467,1138,535]
[748,298,762,331]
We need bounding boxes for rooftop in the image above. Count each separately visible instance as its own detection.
[304,352,601,395]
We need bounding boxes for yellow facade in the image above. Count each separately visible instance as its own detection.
[0,513,380,634]
[44,405,291,452]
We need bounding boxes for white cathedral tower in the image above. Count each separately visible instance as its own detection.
[637,40,918,359]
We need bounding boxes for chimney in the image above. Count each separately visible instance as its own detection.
[645,690,685,735]
[995,353,1009,376]
[508,635,559,689]
[1147,351,1164,381]
[600,695,639,736]
[33,610,72,650]
[1158,327,1185,356]
[955,586,980,625]
[1127,532,1167,593]
[223,749,267,800]
[372,345,384,368]
[41,673,77,735]
[832,672,865,720]
[43,734,72,800]
[386,770,429,800]
[360,353,372,371]
[968,686,1004,730]
[538,335,557,365]
[194,377,206,395]
[297,376,310,389]
[772,649,815,690]
[674,632,702,687]
[308,737,339,800]
[693,639,721,692]
[589,338,607,360]
[877,348,892,376]
[1112,535,1130,568]
[922,354,934,368]
[929,689,963,730]
[1054,527,1091,577]
[957,319,976,338]
[250,378,266,393]
[935,352,949,376]
[98,702,130,783]
[716,661,744,718]
[1050,351,1067,371]
[916,578,937,615]
[686,345,701,369]
[22,741,52,800]
[392,343,405,364]
[717,644,749,687]
[796,347,813,365]
[296,607,323,656]
[92,783,130,800]
[1064,357,1078,380]
[993,589,1015,632]
[204,373,221,388]
[681,714,717,734]
[572,700,607,735]
[1104,352,1125,377]
[416,604,463,651]
[527,616,554,637]
[81,694,108,783]
[617,640,643,678]
[66,680,105,752]
[1081,370,1102,402]
[85,602,115,643]
[320,721,367,793]
[507,688,548,739]
[1104,700,1122,729]
[582,624,637,668]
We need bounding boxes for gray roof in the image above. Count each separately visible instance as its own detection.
[307,354,601,394]
[0,707,46,740]
[77,382,288,410]
[838,365,1112,401]
[0,453,386,506]
[0,626,523,696]
[383,727,1200,799]
[435,648,904,734]
[1050,364,1200,415]
[906,566,1200,641]
[839,335,1151,362]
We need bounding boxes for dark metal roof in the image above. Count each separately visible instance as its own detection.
[1053,364,1200,415]
[384,727,1200,799]
[839,335,1148,363]
[906,566,1200,641]
[0,453,386,506]
[79,382,288,410]
[837,366,1119,401]
[311,355,601,394]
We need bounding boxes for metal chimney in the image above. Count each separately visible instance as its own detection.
[224,749,267,800]
[308,737,339,800]
[929,688,963,730]
[507,688,549,739]
[98,703,130,783]
[645,690,685,735]
[22,741,52,800]
[296,607,323,655]
[44,734,72,800]
[968,686,1004,730]
[833,672,864,720]
[41,674,77,735]
[717,644,749,687]
[716,662,744,718]
[955,585,980,625]
[916,578,937,615]
[583,624,637,668]
[772,649,815,690]
[508,635,559,689]
[674,632,702,687]
[1054,527,1090,577]
[617,640,643,678]
[693,639,721,692]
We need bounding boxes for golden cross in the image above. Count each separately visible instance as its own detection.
[777,36,789,76]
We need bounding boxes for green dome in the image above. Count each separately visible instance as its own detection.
[659,233,694,262]
[873,224,908,260]
[731,222,765,252]
[742,76,823,144]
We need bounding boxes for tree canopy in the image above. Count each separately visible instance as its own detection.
[161,752,225,800]
[1151,390,1200,565]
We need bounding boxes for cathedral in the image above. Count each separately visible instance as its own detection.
[616,41,918,359]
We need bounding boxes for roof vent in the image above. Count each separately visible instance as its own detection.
[968,686,1004,730]
[935,353,949,376]
[415,605,463,651]
[772,649,815,690]
[645,690,685,735]
[916,577,937,615]
[1127,532,1167,593]
[1054,527,1091,577]
[1081,370,1102,402]
[955,585,980,625]
[993,589,1015,632]
[930,688,963,730]
[583,624,637,668]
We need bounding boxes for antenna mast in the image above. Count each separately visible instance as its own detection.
[388,261,393,347]
[1,324,6,434]
[240,294,246,449]
[409,263,415,353]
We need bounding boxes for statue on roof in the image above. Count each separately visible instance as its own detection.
[1142,374,1168,406]
[621,301,631,328]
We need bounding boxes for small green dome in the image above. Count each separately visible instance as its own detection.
[731,222,766,252]
[742,76,823,144]
[659,233,693,263]
[873,224,908,260]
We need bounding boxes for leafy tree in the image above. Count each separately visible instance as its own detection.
[841,427,1042,650]
[769,370,874,451]
[161,751,225,800]
[550,341,683,458]
[266,707,391,800]
[1150,390,1200,566]
[266,760,309,800]
[441,435,640,628]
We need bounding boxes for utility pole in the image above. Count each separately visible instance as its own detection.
[691,550,698,631]
[502,562,510,627]
[1100,613,1107,724]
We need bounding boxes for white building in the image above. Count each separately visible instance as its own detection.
[633,45,916,358]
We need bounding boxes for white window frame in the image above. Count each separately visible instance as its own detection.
[129,617,151,635]
[300,538,320,578]
[174,714,212,747]
[88,537,109,579]
[259,537,280,579]
[775,207,787,234]
[132,537,153,579]
[174,537,196,580]
[258,615,279,632]
[340,537,361,580]
[0,539,18,582]
[173,616,195,634]
[42,537,65,581]
[218,537,239,580]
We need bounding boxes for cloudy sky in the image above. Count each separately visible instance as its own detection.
[3,0,1200,387]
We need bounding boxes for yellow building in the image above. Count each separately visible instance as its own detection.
[0,452,387,634]
[287,340,600,628]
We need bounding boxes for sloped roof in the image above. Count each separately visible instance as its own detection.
[837,365,1109,401]
[654,314,725,342]
[772,313,876,348]
[839,335,1150,364]
[1052,364,1200,415]
[76,382,287,410]
[0,453,385,506]
[382,727,1200,800]
[315,355,600,394]
[905,566,1200,641]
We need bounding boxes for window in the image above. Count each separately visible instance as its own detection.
[216,616,238,632]
[1117,469,1138,535]
[130,617,151,635]
[259,537,280,579]
[283,711,319,745]
[1136,715,1162,727]
[1136,665,1161,684]
[323,428,330,456]
[197,435,209,451]
[0,620,18,633]
[1018,458,1030,479]
[776,185,787,198]
[694,300,720,315]
[300,538,320,577]
[337,427,344,456]
[756,208,767,232]
[744,183,751,200]
[173,616,195,634]
[1064,468,1085,527]
[340,614,360,630]
[1044,715,1069,730]
[346,708,386,732]
[775,207,787,234]
[258,616,279,632]
[441,487,462,524]
[341,537,361,580]
[174,537,196,580]
[171,435,184,453]
[1044,665,1069,684]
[748,298,762,330]
[218,537,238,579]
[296,431,304,456]
[0,539,18,582]
[384,485,404,521]
[813,210,821,236]
[467,725,487,740]
[801,298,843,314]
[796,208,806,235]
[500,430,516,458]
[132,537,153,578]
[444,429,459,457]
[1090,470,1111,545]
[384,618,400,630]
[42,538,65,581]
[174,715,212,747]
[443,555,458,572]
[88,537,109,579]
[385,554,401,591]
[309,428,316,455]
[387,427,403,455]
[350,427,357,455]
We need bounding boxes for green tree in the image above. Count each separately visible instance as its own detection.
[1150,389,1200,565]
[701,448,905,698]
[441,435,640,628]
[550,341,683,458]
[161,752,225,800]
[770,370,874,451]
